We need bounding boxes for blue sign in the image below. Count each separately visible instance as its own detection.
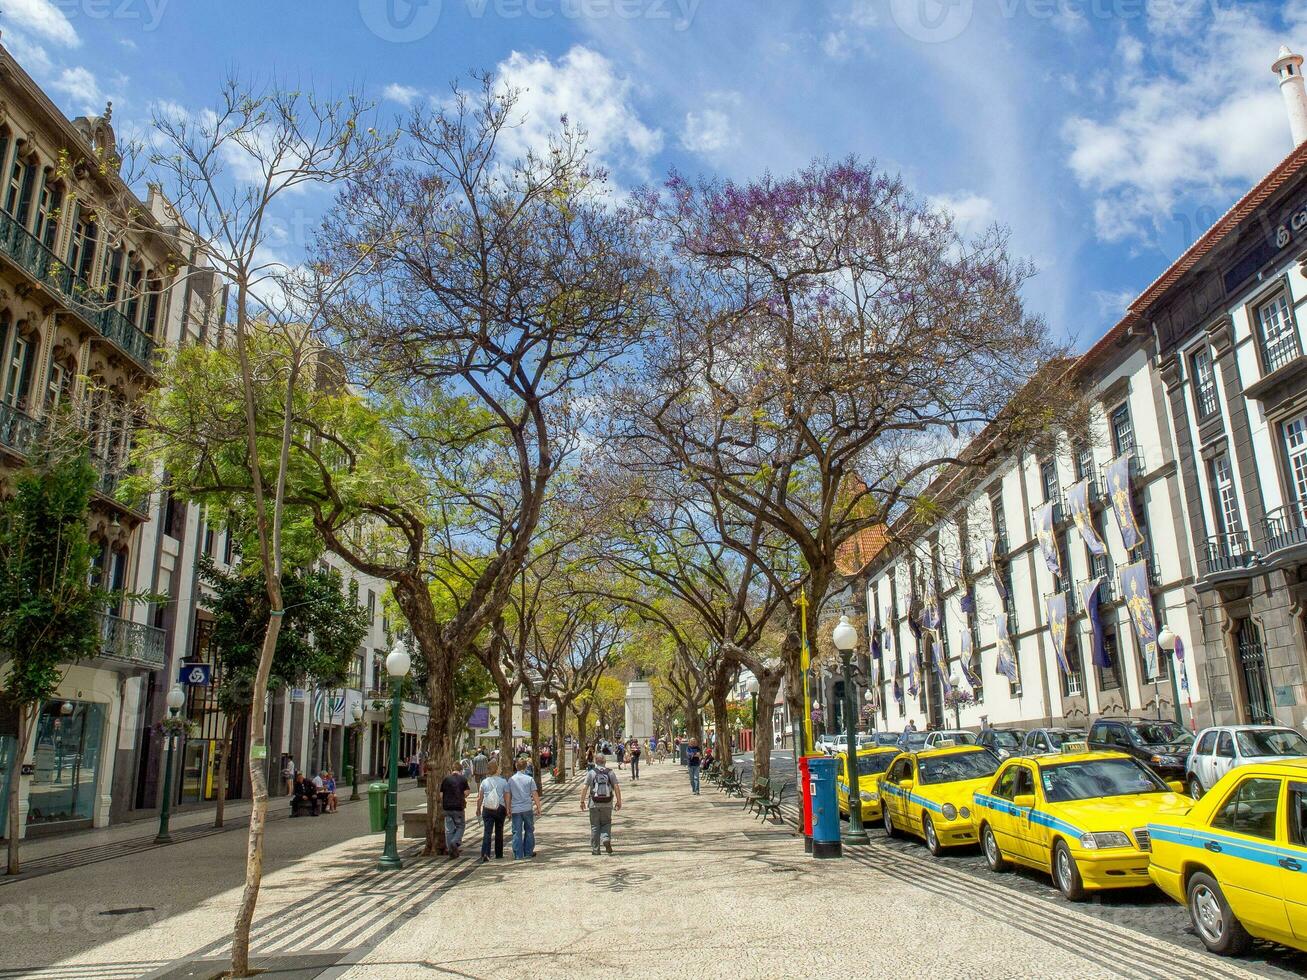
[178,663,212,687]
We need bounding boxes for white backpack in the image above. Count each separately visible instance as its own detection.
[482,779,504,810]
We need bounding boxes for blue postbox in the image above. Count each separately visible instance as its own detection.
[807,755,842,859]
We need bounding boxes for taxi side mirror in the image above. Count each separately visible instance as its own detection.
[898,778,914,790]
[1167,781,1185,794]
[1013,794,1035,809]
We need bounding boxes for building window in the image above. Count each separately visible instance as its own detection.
[1209,452,1242,536]
[1096,628,1122,692]
[1054,529,1071,593]
[367,590,376,623]
[34,175,62,252]
[1283,415,1307,506]
[990,493,1007,551]
[1190,347,1219,419]
[1063,632,1084,698]
[1040,459,1059,503]
[1110,403,1135,457]
[1255,292,1301,374]
[223,527,234,564]
[3,333,30,411]
[1074,444,1093,483]
[66,205,98,283]
[1001,568,1017,632]
[203,522,215,557]
[103,247,126,305]
[3,154,33,225]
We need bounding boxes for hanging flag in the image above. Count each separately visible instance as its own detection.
[906,638,919,697]
[960,588,975,615]
[1068,478,1107,556]
[1080,576,1109,668]
[932,637,953,696]
[1045,592,1070,675]
[922,585,941,631]
[870,619,882,661]
[1120,560,1159,679]
[985,534,998,569]
[994,613,1019,683]
[1034,502,1061,576]
[892,676,904,705]
[883,627,895,668]
[959,626,979,687]
[1105,454,1142,552]
[950,558,964,590]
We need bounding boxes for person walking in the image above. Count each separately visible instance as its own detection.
[439,764,471,858]
[629,738,641,781]
[686,738,702,794]
[281,755,297,796]
[508,758,542,859]
[472,746,489,788]
[581,752,622,855]
[476,762,510,862]
[615,741,626,769]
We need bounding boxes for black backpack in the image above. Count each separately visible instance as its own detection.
[590,766,614,803]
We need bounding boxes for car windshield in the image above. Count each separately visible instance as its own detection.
[1045,729,1086,748]
[990,730,1021,749]
[918,750,1000,784]
[1129,723,1192,747]
[855,752,899,776]
[1236,729,1307,757]
[937,732,978,745]
[900,734,928,750]
[1041,757,1168,803]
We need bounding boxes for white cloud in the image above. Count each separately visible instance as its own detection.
[5,0,80,48]
[3,31,52,76]
[681,92,740,155]
[495,46,662,173]
[1063,9,1307,242]
[929,192,997,236]
[51,66,103,111]
[382,83,421,107]
[1092,289,1137,319]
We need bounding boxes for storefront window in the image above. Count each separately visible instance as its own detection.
[26,700,105,826]
[0,734,15,829]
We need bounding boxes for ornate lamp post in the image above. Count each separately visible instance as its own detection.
[1156,627,1191,730]
[377,639,411,872]
[156,686,186,843]
[348,703,364,802]
[745,676,760,753]
[832,615,869,845]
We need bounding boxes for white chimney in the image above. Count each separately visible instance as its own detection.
[1273,45,1307,148]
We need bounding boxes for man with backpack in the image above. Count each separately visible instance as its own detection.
[581,752,622,855]
[686,738,702,794]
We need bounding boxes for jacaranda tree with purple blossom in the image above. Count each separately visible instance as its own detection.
[611,157,1075,779]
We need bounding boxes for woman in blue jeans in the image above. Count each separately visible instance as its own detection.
[686,738,702,794]
[476,763,510,861]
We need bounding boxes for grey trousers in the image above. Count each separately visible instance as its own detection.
[589,804,613,850]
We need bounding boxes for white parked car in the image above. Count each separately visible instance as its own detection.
[1184,724,1307,797]
[923,729,978,749]
[817,734,845,755]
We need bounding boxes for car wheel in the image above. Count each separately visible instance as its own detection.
[981,823,1009,872]
[923,814,943,856]
[883,806,899,839]
[1053,840,1085,901]
[1187,775,1204,800]
[1187,872,1253,956]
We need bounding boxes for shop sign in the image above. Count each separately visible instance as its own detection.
[178,663,212,687]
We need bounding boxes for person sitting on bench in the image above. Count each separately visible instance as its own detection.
[291,773,321,816]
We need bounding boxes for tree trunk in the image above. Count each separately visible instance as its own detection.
[552,710,564,779]
[6,703,30,875]
[576,707,590,758]
[528,692,541,793]
[498,682,515,777]
[214,712,237,829]
[710,666,732,774]
[751,670,782,784]
[230,613,283,977]
[684,691,703,748]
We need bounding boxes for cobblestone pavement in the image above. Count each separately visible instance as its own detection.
[732,750,1307,979]
[337,758,1267,980]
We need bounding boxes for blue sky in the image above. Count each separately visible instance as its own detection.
[6,0,1307,350]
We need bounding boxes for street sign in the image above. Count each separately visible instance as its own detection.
[178,663,212,687]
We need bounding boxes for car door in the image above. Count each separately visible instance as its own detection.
[896,757,921,835]
[1283,779,1307,942]
[1206,775,1291,938]
[1192,730,1216,788]
[836,754,848,813]
[1007,764,1040,862]
[1213,731,1237,784]
[884,757,910,826]
[984,764,1021,854]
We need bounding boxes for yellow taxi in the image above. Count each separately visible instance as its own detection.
[1148,760,1307,956]
[879,744,1000,855]
[972,744,1190,901]
[836,747,900,823]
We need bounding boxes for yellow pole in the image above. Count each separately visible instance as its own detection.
[797,591,812,756]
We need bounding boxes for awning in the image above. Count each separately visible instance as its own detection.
[477,728,530,739]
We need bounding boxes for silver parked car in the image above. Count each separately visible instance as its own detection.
[923,729,978,749]
[1184,724,1307,797]
[1017,727,1087,756]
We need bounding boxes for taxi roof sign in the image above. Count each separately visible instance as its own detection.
[935,738,957,749]
[1060,740,1089,754]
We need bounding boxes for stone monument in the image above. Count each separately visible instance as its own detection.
[624,678,655,741]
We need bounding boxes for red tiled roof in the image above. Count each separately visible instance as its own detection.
[835,523,891,576]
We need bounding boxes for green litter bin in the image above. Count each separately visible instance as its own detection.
[367,782,387,833]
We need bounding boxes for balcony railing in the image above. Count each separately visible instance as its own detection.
[1203,531,1257,576]
[1262,501,1307,554]
[98,612,166,669]
[0,209,155,369]
[1098,453,1145,498]
[0,400,42,455]
[1261,330,1301,375]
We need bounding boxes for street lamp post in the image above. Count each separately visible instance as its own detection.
[348,703,364,802]
[746,676,760,753]
[1156,627,1192,731]
[378,640,411,872]
[156,686,186,843]
[832,615,869,845]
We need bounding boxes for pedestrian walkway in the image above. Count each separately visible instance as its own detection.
[0,764,1276,980]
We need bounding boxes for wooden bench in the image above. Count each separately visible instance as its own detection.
[744,777,772,815]
[718,770,743,797]
[756,780,791,822]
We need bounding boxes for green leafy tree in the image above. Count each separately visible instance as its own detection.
[0,434,116,875]
[197,557,369,828]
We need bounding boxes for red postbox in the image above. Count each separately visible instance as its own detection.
[798,754,819,853]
